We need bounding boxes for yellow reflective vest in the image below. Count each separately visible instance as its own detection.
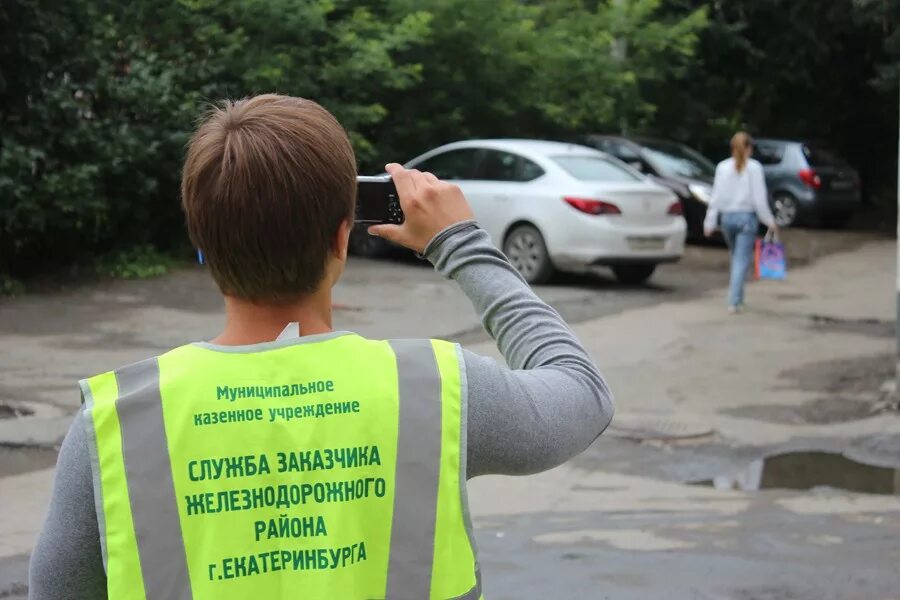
[81,333,481,599]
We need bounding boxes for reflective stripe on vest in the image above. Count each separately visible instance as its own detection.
[385,340,441,598]
[116,359,191,599]
[82,335,480,600]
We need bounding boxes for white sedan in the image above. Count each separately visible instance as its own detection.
[352,139,686,285]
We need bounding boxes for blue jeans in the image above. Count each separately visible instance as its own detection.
[720,212,758,307]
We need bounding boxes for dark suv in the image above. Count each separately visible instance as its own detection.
[582,135,715,238]
[753,139,861,227]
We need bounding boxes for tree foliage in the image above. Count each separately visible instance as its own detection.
[656,0,898,204]
[0,0,895,278]
[0,0,433,274]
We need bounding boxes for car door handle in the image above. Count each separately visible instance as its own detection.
[494,194,510,201]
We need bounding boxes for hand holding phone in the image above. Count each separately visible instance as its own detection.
[366,164,474,254]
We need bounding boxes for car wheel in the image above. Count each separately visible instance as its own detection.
[349,227,391,258]
[772,193,798,227]
[612,264,656,285]
[503,224,554,284]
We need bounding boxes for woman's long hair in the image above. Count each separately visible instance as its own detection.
[731,131,752,173]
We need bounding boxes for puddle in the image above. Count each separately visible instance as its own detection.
[723,397,878,425]
[808,315,894,339]
[0,403,35,420]
[0,446,58,477]
[692,451,900,496]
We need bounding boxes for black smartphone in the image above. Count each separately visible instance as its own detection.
[355,175,404,225]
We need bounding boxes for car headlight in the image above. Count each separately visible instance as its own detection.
[688,183,712,205]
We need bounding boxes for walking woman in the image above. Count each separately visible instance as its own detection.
[704,132,778,313]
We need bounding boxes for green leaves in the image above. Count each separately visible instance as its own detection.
[1,0,707,276]
[655,0,897,205]
[0,0,431,274]
[3,0,892,278]
[94,245,173,280]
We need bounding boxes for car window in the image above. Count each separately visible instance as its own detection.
[552,155,642,182]
[518,157,545,181]
[595,139,641,162]
[591,138,614,153]
[640,141,715,178]
[802,145,840,167]
[414,148,480,180]
[478,150,519,181]
[477,150,544,182]
[755,144,784,165]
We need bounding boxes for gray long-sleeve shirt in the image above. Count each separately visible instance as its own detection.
[28,222,614,598]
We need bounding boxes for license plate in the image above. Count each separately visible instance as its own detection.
[627,236,665,251]
[831,180,854,191]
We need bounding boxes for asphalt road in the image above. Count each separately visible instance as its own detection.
[0,244,728,424]
[0,228,880,450]
[336,247,728,344]
[0,227,891,599]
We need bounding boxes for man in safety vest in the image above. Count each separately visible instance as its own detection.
[30,94,614,599]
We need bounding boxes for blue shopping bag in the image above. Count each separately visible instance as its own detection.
[754,234,786,280]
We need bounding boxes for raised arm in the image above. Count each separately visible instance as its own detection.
[427,223,614,476]
[369,165,614,479]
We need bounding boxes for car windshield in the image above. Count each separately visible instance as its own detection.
[552,155,641,182]
[640,141,715,179]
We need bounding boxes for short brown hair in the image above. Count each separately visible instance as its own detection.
[181,94,356,302]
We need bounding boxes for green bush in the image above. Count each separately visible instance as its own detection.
[94,245,173,280]
[1,0,895,281]
[0,0,434,277]
[0,275,25,296]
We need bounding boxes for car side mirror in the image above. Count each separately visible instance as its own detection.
[628,161,644,172]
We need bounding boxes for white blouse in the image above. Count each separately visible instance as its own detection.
[704,157,776,230]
